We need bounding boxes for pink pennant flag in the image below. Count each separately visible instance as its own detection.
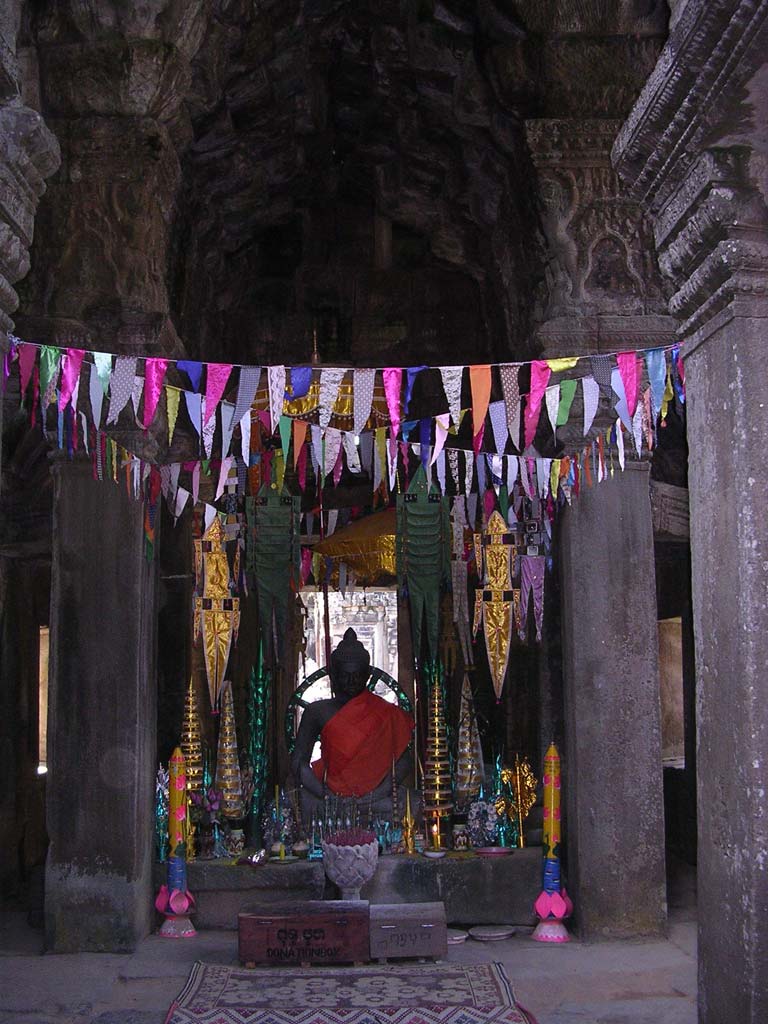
[204,363,232,426]
[383,368,403,438]
[469,364,492,448]
[18,344,37,398]
[524,361,551,449]
[58,348,85,411]
[616,351,639,418]
[143,357,169,429]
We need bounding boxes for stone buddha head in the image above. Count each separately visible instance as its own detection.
[329,628,371,700]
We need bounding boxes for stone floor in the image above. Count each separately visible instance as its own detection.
[0,906,696,1024]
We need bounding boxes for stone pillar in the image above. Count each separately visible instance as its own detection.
[559,464,666,938]
[525,116,672,938]
[45,457,158,952]
[614,4,768,1019]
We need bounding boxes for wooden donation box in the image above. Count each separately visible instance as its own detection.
[369,902,447,959]
[238,901,369,965]
[238,901,447,965]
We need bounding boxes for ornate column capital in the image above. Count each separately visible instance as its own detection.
[613,0,768,340]
[525,117,673,346]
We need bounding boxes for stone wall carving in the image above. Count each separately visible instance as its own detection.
[526,118,667,323]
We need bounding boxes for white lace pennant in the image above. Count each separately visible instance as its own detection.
[439,366,463,428]
[342,431,361,473]
[267,365,285,434]
[323,427,342,478]
[545,385,560,441]
[319,368,345,430]
[499,363,521,450]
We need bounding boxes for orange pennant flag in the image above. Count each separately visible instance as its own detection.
[293,419,308,470]
[469,365,492,443]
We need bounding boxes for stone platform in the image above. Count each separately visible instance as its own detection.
[158,849,541,929]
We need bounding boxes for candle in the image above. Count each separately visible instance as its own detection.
[431,820,440,850]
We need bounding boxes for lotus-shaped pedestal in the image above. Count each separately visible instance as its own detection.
[321,837,379,901]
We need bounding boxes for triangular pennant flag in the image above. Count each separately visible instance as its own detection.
[463,449,473,497]
[557,379,577,426]
[469,364,491,446]
[289,366,312,400]
[404,366,427,417]
[439,365,463,429]
[632,402,644,457]
[170,462,181,497]
[219,402,236,457]
[646,349,667,419]
[204,503,217,534]
[387,434,398,490]
[232,366,260,424]
[319,367,346,429]
[358,431,373,474]
[192,462,201,504]
[332,443,343,486]
[185,390,202,438]
[589,354,613,392]
[58,348,85,412]
[326,509,339,537]
[431,413,449,466]
[519,456,532,498]
[94,352,112,393]
[466,492,478,529]
[436,450,446,494]
[166,387,180,445]
[106,356,137,425]
[524,361,551,449]
[204,363,232,427]
[582,375,600,435]
[293,419,308,469]
[177,361,203,392]
[373,428,385,491]
[143,357,169,429]
[267,365,285,434]
[131,375,144,417]
[216,456,234,500]
[342,431,361,473]
[616,351,639,418]
[611,367,633,434]
[488,400,507,456]
[89,363,105,428]
[202,399,216,457]
[506,455,518,493]
[499,363,521,451]
[311,424,323,473]
[616,418,625,470]
[353,368,376,434]
[545,384,560,440]
[419,419,431,469]
[278,414,292,457]
[383,368,403,437]
[39,346,61,409]
[476,451,486,494]
[546,356,579,372]
[17,344,36,398]
[174,486,190,521]
[240,411,251,466]
[323,427,342,478]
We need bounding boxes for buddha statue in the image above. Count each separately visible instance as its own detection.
[290,628,414,819]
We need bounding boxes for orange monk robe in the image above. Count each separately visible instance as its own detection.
[312,690,414,797]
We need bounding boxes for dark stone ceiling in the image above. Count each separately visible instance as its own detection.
[16,0,669,367]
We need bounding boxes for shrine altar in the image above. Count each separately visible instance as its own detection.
[158,849,541,930]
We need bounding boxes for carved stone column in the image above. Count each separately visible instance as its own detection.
[45,455,158,952]
[614,4,768,1020]
[526,117,672,938]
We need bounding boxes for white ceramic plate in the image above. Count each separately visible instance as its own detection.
[468,925,517,941]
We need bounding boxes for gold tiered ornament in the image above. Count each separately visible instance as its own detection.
[215,681,244,820]
[454,672,484,810]
[422,669,453,849]
[180,676,204,796]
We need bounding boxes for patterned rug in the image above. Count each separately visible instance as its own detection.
[165,961,537,1024]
